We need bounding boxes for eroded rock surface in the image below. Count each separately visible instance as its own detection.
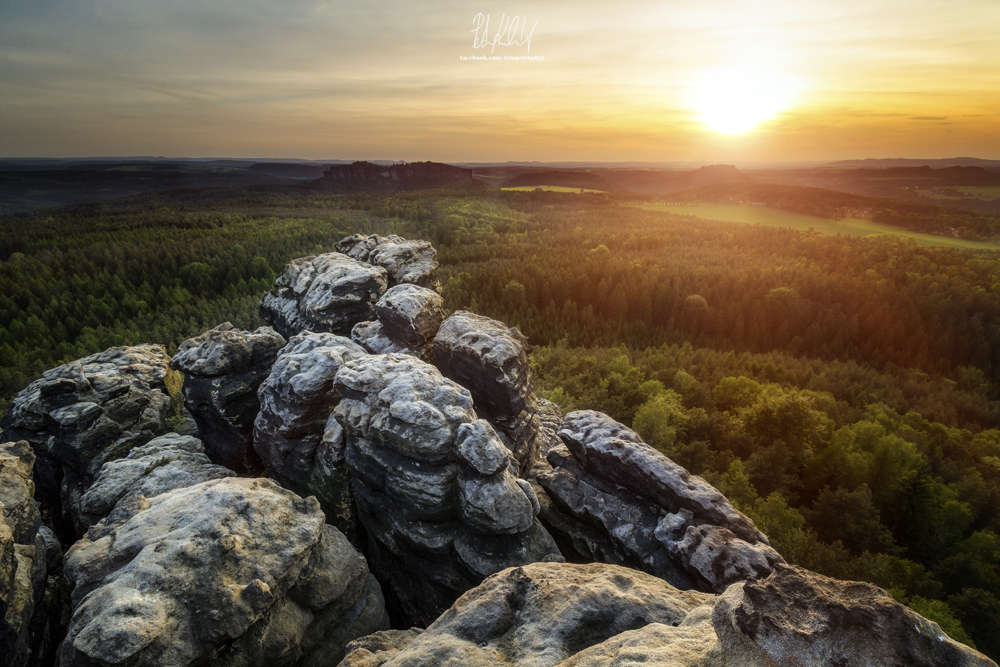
[433,311,540,471]
[351,321,424,359]
[376,285,445,349]
[171,323,286,474]
[254,332,369,538]
[537,411,782,593]
[333,354,561,626]
[60,477,388,667]
[336,234,439,290]
[0,346,172,536]
[259,252,389,340]
[340,628,424,667]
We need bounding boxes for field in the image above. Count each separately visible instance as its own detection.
[630,203,999,250]
[503,185,605,193]
[918,185,1000,201]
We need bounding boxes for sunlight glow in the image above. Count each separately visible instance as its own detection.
[690,68,799,134]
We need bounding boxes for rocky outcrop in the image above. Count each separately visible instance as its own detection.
[335,561,996,667]
[77,433,236,528]
[253,333,369,539]
[316,161,476,197]
[1,441,66,667]
[259,253,389,340]
[0,345,172,537]
[537,411,782,593]
[60,477,388,667]
[170,323,286,475]
[343,562,712,667]
[333,354,562,626]
[351,284,445,360]
[336,235,439,290]
[433,311,540,472]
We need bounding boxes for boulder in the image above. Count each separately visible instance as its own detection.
[1,441,65,667]
[537,411,782,593]
[60,477,389,667]
[253,332,369,539]
[333,354,562,626]
[336,235,439,290]
[712,564,996,667]
[352,562,713,667]
[0,345,172,537]
[432,312,540,471]
[170,323,286,474]
[375,285,445,349]
[259,252,389,340]
[78,433,236,528]
[340,629,424,667]
[352,321,425,359]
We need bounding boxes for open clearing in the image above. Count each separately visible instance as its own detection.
[629,203,998,251]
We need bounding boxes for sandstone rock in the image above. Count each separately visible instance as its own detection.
[171,323,286,474]
[713,564,996,667]
[259,252,389,340]
[352,321,425,359]
[0,345,172,537]
[363,562,713,667]
[253,332,368,538]
[537,411,782,594]
[78,433,235,528]
[0,441,40,545]
[334,354,561,626]
[340,628,424,667]
[433,312,540,470]
[336,235,439,290]
[375,284,445,349]
[60,477,388,667]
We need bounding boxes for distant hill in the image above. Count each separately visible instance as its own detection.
[502,170,617,190]
[603,164,755,194]
[313,161,480,193]
[248,162,327,179]
[826,157,1000,169]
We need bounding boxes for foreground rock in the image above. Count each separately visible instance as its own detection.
[60,477,388,667]
[351,284,445,361]
[171,323,286,474]
[433,312,540,472]
[254,333,368,538]
[537,411,782,593]
[1,441,66,667]
[336,234,439,290]
[0,346,172,537]
[259,252,389,339]
[337,562,996,667]
[334,354,562,626]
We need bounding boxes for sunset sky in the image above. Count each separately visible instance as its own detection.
[1,0,998,162]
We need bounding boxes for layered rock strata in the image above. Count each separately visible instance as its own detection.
[254,333,369,539]
[537,411,782,593]
[336,234,439,290]
[60,477,388,667]
[170,323,286,474]
[335,562,997,667]
[432,311,540,472]
[333,354,562,626]
[0,346,172,537]
[259,252,389,339]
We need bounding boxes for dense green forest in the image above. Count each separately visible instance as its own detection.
[1,186,1000,657]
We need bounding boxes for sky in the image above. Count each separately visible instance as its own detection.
[1,0,998,162]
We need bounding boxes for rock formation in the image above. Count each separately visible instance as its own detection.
[336,561,997,667]
[253,332,369,538]
[333,353,562,626]
[259,252,389,340]
[0,345,172,537]
[536,410,782,593]
[60,477,388,667]
[336,234,440,290]
[433,311,540,471]
[351,284,445,360]
[170,323,286,474]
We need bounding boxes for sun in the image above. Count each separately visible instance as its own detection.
[689,68,798,134]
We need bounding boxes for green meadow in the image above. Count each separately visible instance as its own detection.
[630,203,998,250]
[502,185,605,193]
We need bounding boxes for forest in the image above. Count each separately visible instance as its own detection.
[1,185,999,657]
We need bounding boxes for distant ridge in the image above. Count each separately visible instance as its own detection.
[314,161,480,193]
[825,157,1000,169]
